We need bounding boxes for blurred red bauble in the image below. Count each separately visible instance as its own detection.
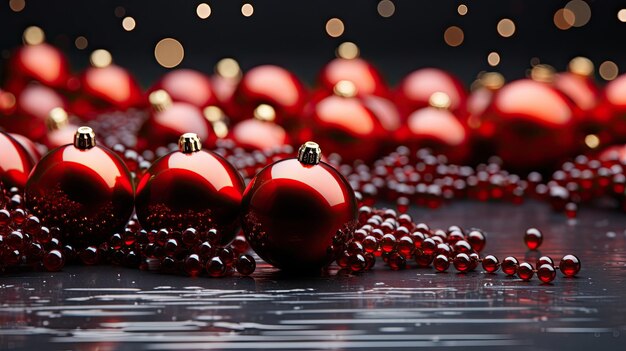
[135,133,245,245]
[211,58,242,118]
[395,67,467,118]
[600,72,626,143]
[9,133,44,162]
[25,127,134,247]
[241,142,357,270]
[230,104,290,151]
[361,95,402,133]
[395,92,471,164]
[149,69,218,108]
[318,43,388,98]
[478,66,577,170]
[233,64,307,126]
[0,84,66,141]
[308,81,387,163]
[136,90,215,151]
[467,72,505,129]
[43,107,79,149]
[4,27,71,94]
[0,131,35,189]
[70,50,144,118]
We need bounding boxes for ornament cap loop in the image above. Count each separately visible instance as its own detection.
[253,104,276,122]
[149,89,173,112]
[74,126,96,149]
[569,56,594,77]
[47,107,69,131]
[333,80,357,98]
[297,141,322,165]
[429,92,451,109]
[178,133,202,153]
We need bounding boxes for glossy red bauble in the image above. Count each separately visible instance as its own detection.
[501,256,519,276]
[149,69,218,108]
[241,142,358,270]
[71,51,143,118]
[230,118,289,151]
[233,65,307,126]
[0,84,66,141]
[0,132,36,189]
[517,262,534,281]
[308,83,387,163]
[478,78,577,170]
[135,133,245,246]
[25,127,134,247]
[482,254,500,273]
[136,90,214,151]
[395,68,467,118]
[559,254,581,277]
[318,58,388,98]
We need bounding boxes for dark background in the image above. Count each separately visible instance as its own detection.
[0,0,625,87]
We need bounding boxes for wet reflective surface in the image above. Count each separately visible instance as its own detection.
[1,201,625,350]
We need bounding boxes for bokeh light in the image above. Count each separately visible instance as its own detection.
[565,0,591,27]
[497,18,515,37]
[599,61,619,81]
[23,26,45,45]
[584,134,600,149]
[154,38,184,68]
[377,0,395,18]
[122,17,136,31]
[196,3,212,19]
[487,52,501,66]
[457,4,468,16]
[326,18,345,38]
[444,26,464,47]
[9,0,25,12]
[74,36,88,50]
[241,3,254,17]
[337,42,359,59]
[618,9,626,22]
[554,8,575,30]
[90,49,113,68]
[216,58,241,79]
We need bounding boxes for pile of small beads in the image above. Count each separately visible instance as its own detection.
[333,205,581,283]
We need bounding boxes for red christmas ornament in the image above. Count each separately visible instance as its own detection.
[71,50,144,118]
[477,66,577,170]
[0,131,35,189]
[230,104,290,150]
[318,48,388,98]
[149,69,218,108]
[308,81,387,163]
[0,84,66,142]
[395,92,471,164]
[241,142,358,270]
[233,64,307,126]
[24,127,134,246]
[136,90,215,151]
[135,133,245,245]
[395,68,467,118]
[361,95,402,133]
[4,27,71,94]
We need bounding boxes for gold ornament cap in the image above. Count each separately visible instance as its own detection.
[74,126,96,149]
[428,92,452,110]
[297,141,321,166]
[47,107,69,131]
[178,133,202,153]
[203,106,229,138]
[530,64,555,83]
[333,80,358,98]
[149,89,173,112]
[253,104,276,122]
[568,56,594,77]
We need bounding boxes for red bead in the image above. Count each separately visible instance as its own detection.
[135,143,245,246]
[387,252,406,270]
[362,235,378,253]
[380,234,396,253]
[25,132,135,247]
[206,256,226,277]
[433,254,450,272]
[453,240,473,254]
[0,132,35,189]
[453,253,471,272]
[79,246,100,265]
[43,249,65,272]
[446,231,465,245]
[435,243,452,256]
[501,256,519,276]
[349,253,367,272]
[241,153,357,270]
[183,254,203,276]
[469,253,480,271]
[517,262,534,281]
[414,252,433,267]
[537,263,556,283]
[466,230,486,252]
[559,254,581,277]
[482,254,500,273]
[524,228,543,250]
[536,256,554,268]
[421,237,437,256]
[235,254,256,276]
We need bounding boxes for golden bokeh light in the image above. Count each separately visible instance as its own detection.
[122,16,136,31]
[90,49,113,68]
[457,4,468,16]
[74,36,88,50]
[9,0,25,12]
[599,61,619,81]
[618,9,626,22]
[554,9,575,30]
[326,18,345,38]
[0,91,16,111]
[487,52,501,66]
[497,18,516,37]
[584,134,600,149]
[444,26,464,47]
[337,42,360,59]
[216,58,241,79]
[241,3,254,17]
[196,3,212,19]
[565,0,591,27]
[155,38,184,68]
[23,26,45,45]
[377,0,395,18]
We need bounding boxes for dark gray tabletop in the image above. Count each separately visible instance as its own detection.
[1,200,624,351]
